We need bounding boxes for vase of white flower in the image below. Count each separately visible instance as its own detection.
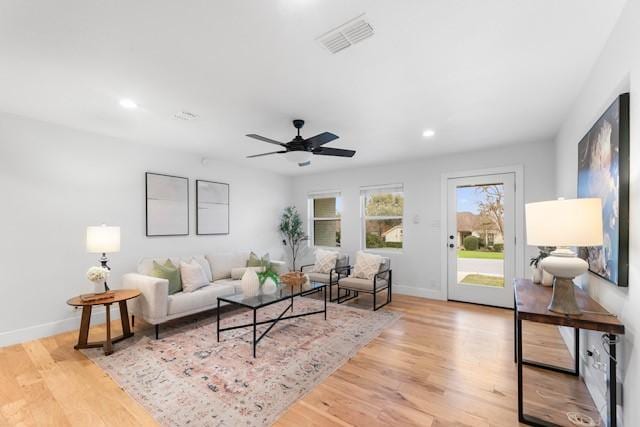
[86,266,110,293]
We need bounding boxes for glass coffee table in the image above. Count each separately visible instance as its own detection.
[216,282,327,358]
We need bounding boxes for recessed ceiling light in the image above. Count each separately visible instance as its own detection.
[422,129,435,138]
[119,99,138,109]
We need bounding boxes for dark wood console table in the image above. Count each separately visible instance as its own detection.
[514,278,624,427]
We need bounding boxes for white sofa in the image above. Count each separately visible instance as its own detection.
[123,252,285,338]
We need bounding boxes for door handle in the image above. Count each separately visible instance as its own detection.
[449,243,455,248]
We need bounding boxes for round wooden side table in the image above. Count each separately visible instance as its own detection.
[66,289,141,355]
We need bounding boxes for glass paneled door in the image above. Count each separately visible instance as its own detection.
[447,173,515,308]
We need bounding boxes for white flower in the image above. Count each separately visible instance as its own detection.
[87,266,109,282]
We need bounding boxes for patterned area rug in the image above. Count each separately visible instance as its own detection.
[83,298,399,427]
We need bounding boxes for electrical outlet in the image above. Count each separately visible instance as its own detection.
[584,345,608,373]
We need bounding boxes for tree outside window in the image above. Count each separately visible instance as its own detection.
[361,186,404,249]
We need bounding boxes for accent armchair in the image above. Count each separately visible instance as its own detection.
[336,257,392,311]
[300,253,350,302]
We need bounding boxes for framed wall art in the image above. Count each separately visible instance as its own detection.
[145,172,189,236]
[196,180,229,235]
[577,93,629,287]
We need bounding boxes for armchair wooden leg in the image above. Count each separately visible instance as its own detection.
[155,324,159,340]
[131,314,135,328]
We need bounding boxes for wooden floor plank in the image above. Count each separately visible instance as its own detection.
[0,295,600,426]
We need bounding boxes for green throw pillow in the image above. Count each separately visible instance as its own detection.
[150,260,182,295]
[247,252,270,269]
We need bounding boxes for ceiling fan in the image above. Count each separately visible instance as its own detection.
[246,119,355,167]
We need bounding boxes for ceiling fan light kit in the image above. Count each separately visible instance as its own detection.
[285,151,313,164]
[246,119,356,167]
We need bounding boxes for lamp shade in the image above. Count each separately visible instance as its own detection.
[86,225,121,253]
[525,198,603,247]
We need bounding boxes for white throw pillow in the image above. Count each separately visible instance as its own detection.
[180,261,209,292]
[231,266,265,280]
[312,249,339,274]
[351,251,383,280]
[191,256,213,283]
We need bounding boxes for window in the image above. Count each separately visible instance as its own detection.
[309,192,341,247]
[361,185,404,250]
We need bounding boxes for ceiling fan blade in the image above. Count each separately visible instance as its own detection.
[246,150,287,158]
[298,161,311,167]
[245,134,287,147]
[313,147,355,158]
[305,132,339,148]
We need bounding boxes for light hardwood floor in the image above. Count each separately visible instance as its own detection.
[0,295,599,426]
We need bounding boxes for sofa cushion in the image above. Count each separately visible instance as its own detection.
[212,278,243,293]
[231,266,265,280]
[339,276,388,291]
[191,256,213,282]
[207,252,249,281]
[150,260,182,295]
[179,260,209,293]
[167,283,235,316]
[138,256,210,278]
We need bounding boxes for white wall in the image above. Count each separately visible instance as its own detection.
[554,1,639,425]
[291,140,556,299]
[0,113,291,346]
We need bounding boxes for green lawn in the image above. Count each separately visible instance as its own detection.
[460,274,504,287]
[457,250,504,260]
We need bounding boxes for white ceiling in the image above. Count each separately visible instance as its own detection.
[0,0,626,175]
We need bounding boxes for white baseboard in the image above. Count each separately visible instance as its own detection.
[394,285,445,300]
[0,308,120,348]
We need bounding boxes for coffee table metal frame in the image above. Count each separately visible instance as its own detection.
[216,283,327,358]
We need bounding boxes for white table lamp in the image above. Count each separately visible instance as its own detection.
[525,198,603,315]
[86,224,121,291]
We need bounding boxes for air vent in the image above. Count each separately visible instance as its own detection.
[317,14,374,54]
[174,111,199,121]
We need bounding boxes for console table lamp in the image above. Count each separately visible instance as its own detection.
[86,224,121,291]
[525,198,602,315]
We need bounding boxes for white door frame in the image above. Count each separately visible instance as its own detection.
[439,165,524,302]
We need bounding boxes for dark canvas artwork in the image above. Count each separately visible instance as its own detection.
[577,93,629,287]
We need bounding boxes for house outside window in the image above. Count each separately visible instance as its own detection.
[308,192,341,247]
[361,184,404,250]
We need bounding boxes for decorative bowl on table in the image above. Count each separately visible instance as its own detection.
[279,271,307,287]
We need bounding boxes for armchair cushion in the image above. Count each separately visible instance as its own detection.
[312,249,339,274]
[352,251,383,280]
[339,276,388,291]
[306,272,339,285]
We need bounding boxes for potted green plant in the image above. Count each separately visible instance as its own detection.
[529,246,555,285]
[279,206,308,271]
